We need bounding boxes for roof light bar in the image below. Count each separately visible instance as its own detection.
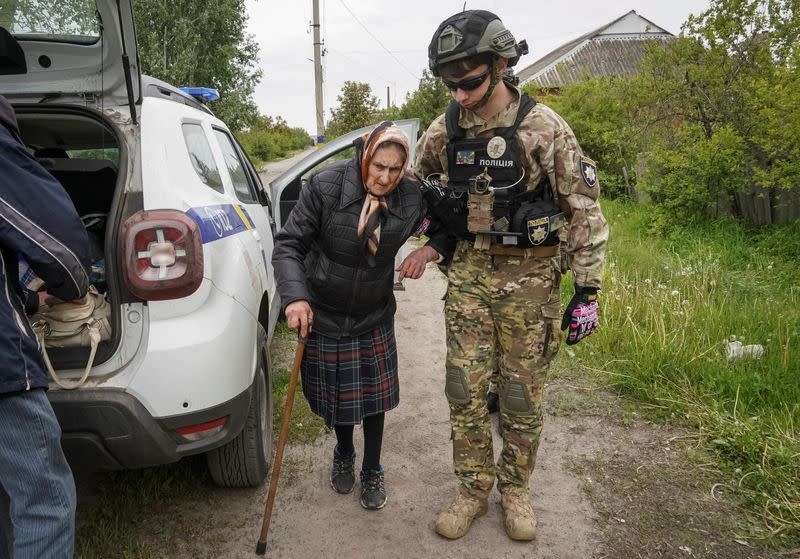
[179,87,220,103]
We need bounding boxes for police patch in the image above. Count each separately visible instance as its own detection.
[486,136,506,159]
[580,157,598,188]
[456,150,475,165]
[526,216,550,246]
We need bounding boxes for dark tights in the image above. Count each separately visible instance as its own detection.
[334,413,385,471]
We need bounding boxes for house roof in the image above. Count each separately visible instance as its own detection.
[516,10,674,88]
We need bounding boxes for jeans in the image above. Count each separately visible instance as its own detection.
[0,388,76,559]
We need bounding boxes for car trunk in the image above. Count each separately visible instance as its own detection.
[1,0,141,379]
[14,104,133,372]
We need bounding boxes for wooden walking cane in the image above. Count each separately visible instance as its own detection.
[255,333,307,556]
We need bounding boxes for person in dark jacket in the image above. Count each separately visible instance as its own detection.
[0,95,91,558]
[272,122,443,510]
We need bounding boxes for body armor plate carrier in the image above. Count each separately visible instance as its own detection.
[421,94,564,247]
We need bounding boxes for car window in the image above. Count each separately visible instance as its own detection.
[2,0,100,44]
[212,129,257,204]
[301,146,356,182]
[182,123,223,193]
[68,148,120,166]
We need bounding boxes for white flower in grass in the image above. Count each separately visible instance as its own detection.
[644,278,652,284]
[767,263,774,270]
[671,290,680,297]
[657,283,666,289]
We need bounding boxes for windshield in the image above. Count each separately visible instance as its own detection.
[0,0,100,44]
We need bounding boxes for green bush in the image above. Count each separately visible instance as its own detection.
[525,77,635,199]
[639,124,748,224]
[237,115,310,167]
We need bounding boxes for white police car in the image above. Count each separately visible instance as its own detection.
[1,1,279,486]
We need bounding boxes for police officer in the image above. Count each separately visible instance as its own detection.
[401,10,608,541]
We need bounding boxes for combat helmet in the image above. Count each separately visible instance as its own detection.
[428,10,528,76]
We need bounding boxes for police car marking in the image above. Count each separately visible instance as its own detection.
[186,204,254,244]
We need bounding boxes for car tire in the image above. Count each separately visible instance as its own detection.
[207,325,273,488]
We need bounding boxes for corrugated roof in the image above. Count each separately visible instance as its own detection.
[516,10,674,87]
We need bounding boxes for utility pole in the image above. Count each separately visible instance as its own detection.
[312,0,324,141]
[386,86,390,110]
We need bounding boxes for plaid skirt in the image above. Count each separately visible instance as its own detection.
[300,319,399,427]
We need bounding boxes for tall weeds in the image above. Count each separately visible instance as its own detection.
[576,199,800,545]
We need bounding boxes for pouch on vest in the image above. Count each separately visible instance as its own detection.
[511,176,564,248]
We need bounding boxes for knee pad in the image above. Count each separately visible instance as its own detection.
[445,365,470,405]
[500,379,534,415]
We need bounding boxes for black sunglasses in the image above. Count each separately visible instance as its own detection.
[442,69,491,92]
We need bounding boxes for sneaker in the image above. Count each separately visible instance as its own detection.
[359,467,386,510]
[500,490,537,541]
[434,491,488,539]
[330,446,356,494]
[486,391,500,414]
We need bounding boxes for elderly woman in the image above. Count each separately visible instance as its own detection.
[272,122,437,510]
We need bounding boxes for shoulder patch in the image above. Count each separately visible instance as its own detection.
[580,157,598,188]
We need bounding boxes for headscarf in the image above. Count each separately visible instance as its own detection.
[355,121,410,266]
[0,95,22,143]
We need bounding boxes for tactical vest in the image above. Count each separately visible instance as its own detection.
[420,94,564,247]
[441,93,564,246]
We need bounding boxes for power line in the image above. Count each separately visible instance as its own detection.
[336,0,419,81]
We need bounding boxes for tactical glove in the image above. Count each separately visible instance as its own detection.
[560,285,599,345]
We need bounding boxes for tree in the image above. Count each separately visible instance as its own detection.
[134,0,262,132]
[325,81,379,140]
[525,77,636,199]
[626,0,800,221]
[396,70,451,132]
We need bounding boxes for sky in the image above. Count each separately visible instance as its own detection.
[245,0,712,135]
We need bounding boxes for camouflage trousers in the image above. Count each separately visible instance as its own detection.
[444,241,562,497]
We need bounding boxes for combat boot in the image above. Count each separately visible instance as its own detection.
[500,490,537,540]
[434,490,488,539]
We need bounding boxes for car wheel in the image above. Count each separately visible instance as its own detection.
[207,325,273,488]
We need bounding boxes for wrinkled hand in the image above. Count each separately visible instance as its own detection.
[285,300,313,338]
[396,246,440,281]
[560,285,599,345]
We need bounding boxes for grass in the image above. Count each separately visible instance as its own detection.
[74,457,210,558]
[269,320,328,444]
[574,198,800,546]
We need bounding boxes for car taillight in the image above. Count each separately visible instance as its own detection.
[121,210,204,301]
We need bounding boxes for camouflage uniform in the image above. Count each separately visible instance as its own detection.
[412,85,608,498]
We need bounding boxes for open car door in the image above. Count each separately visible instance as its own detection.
[0,0,140,121]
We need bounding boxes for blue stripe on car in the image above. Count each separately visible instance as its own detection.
[186,204,253,244]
